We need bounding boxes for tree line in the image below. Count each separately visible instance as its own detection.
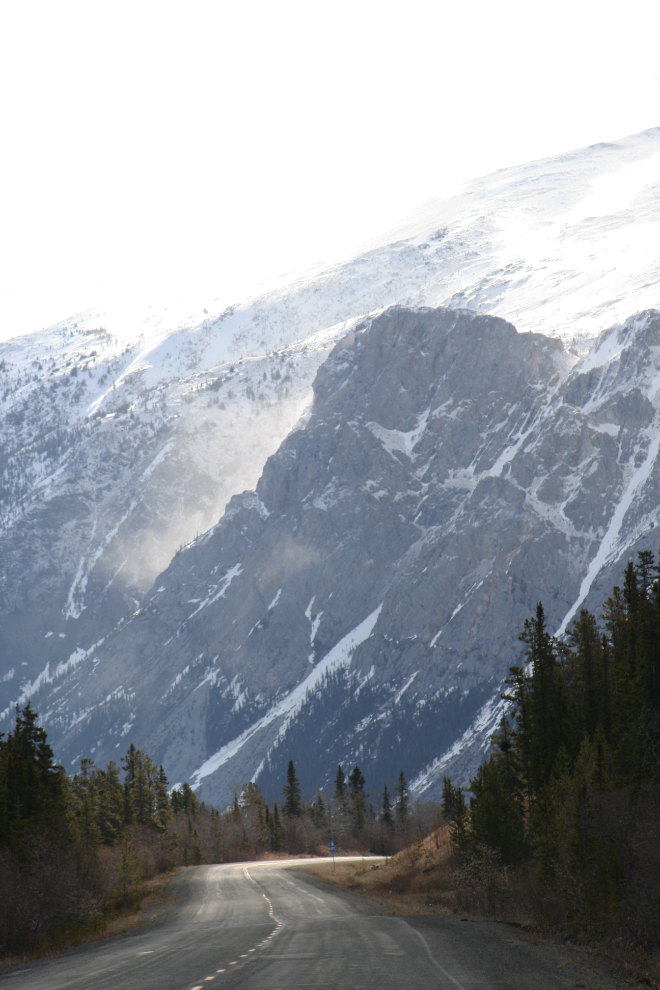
[442,551,660,947]
[0,703,431,957]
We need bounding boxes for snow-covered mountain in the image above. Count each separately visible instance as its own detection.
[1,127,659,799]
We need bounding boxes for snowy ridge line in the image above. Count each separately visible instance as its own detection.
[189,604,383,789]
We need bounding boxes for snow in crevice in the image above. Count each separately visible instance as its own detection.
[140,439,175,481]
[394,670,418,705]
[410,686,508,796]
[556,418,660,636]
[186,563,242,621]
[267,588,282,611]
[367,406,431,462]
[430,579,484,646]
[64,499,141,619]
[189,604,383,787]
[305,596,323,645]
[0,642,101,723]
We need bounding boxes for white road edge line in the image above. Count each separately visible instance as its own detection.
[401,920,469,990]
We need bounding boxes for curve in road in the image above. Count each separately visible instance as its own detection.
[1,857,624,989]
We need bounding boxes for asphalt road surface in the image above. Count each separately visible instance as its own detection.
[1,858,625,989]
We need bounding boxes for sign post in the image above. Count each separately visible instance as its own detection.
[329,838,336,871]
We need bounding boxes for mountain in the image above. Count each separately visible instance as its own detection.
[10,302,660,804]
[1,127,659,800]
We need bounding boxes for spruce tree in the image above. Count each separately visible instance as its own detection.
[395,771,408,829]
[567,609,609,746]
[469,758,524,864]
[334,764,346,800]
[270,802,286,851]
[520,602,566,796]
[0,702,69,856]
[131,750,156,825]
[348,765,366,832]
[96,760,124,844]
[282,759,302,816]
[380,784,393,830]
[72,758,102,849]
[181,781,198,815]
[155,765,171,832]
[310,793,326,826]
[441,777,469,856]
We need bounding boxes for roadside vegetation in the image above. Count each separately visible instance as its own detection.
[359,552,660,987]
[0,707,436,960]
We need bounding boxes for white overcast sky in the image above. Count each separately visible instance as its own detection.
[1,0,659,339]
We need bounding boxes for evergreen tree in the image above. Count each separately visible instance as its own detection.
[395,771,408,829]
[310,793,326,827]
[122,743,138,789]
[566,609,610,749]
[155,765,171,832]
[282,760,302,816]
[334,764,346,800]
[96,761,124,844]
[72,758,102,849]
[181,781,198,815]
[441,776,463,820]
[380,784,393,830]
[520,602,566,796]
[130,750,157,825]
[0,703,69,856]
[269,802,286,851]
[441,777,469,856]
[240,781,263,810]
[469,758,524,864]
[348,765,366,832]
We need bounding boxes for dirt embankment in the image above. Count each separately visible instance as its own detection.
[301,826,460,916]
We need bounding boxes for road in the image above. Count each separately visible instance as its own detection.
[1,857,624,989]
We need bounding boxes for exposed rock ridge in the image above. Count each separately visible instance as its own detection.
[13,305,660,803]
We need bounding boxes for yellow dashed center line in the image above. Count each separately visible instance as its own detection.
[195,870,282,984]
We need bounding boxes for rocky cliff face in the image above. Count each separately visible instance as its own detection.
[16,305,660,803]
[3,128,660,804]
[0,316,346,717]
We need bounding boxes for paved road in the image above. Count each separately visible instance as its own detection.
[1,858,624,989]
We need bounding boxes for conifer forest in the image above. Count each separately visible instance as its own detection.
[0,710,423,957]
[2,553,660,962]
[442,551,660,950]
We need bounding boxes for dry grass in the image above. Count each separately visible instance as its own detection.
[301,825,460,916]
[301,828,660,989]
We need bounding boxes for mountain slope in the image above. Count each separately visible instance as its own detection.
[15,305,660,803]
[1,128,660,797]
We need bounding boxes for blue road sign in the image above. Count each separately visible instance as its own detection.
[329,839,336,856]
